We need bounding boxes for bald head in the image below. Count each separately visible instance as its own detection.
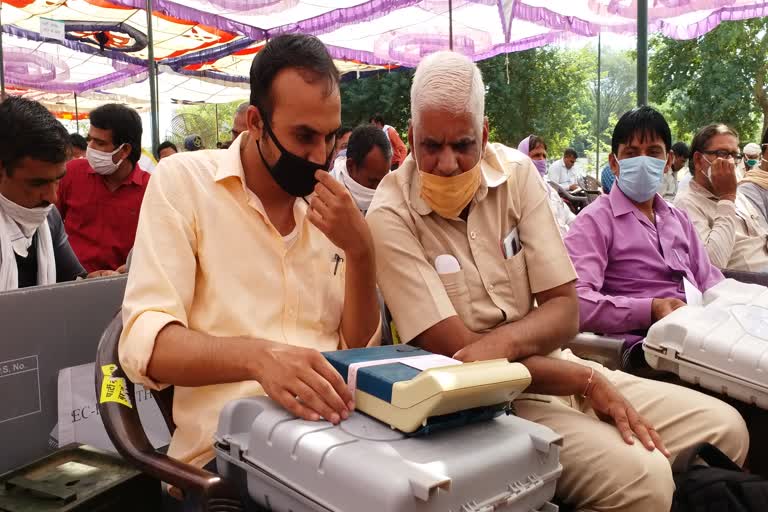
[231,101,249,141]
[410,51,485,136]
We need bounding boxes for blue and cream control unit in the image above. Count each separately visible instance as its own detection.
[323,345,532,434]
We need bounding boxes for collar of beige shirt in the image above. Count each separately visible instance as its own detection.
[406,144,516,216]
[213,133,297,224]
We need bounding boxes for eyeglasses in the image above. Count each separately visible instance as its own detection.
[701,150,742,160]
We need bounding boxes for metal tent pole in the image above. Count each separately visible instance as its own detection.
[596,33,601,175]
[145,0,160,153]
[0,2,6,97]
[448,0,453,50]
[637,0,648,106]
[74,92,80,132]
[215,103,219,145]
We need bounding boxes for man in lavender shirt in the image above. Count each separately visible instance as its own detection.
[565,107,724,369]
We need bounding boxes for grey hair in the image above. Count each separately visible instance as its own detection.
[410,51,485,135]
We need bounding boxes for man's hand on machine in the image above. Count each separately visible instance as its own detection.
[253,342,354,425]
[651,297,686,322]
[587,373,671,457]
[452,334,507,362]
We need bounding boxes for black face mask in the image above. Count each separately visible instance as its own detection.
[256,115,332,197]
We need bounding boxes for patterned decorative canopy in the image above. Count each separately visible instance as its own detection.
[3,0,768,103]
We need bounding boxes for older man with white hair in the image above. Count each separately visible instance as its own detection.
[367,51,748,512]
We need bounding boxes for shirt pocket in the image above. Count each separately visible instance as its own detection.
[317,256,345,336]
[502,249,533,319]
[437,269,472,322]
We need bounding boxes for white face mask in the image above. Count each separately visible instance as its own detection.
[0,193,53,257]
[341,166,377,212]
[702,155,738,184]
[86,144,125,176]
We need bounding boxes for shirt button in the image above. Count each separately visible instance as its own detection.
[470,231,477,240]
[488,284,495,292]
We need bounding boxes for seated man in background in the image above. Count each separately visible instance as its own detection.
[565,108,726,363]
[120,34,380,481]
[331,124,392,214]
[517,134,574,236]
[739,133,768,225]
[0,97,87,291]
[670,141,690,183]
[674,124,768,272]
[659,142,691,201]
[156,141,178,161]
[658,159,678,202]
[230,101,249,142]
[69,133,87,159]
[548,147,581,191]
[57,104,150,273]
[741,142,761,176]
[332,126,352,162]
[367,52,747,512]
[329,126,353,175]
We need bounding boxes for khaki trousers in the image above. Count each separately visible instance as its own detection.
[514,351,749,512]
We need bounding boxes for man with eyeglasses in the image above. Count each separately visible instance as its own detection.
[674,124,768,272]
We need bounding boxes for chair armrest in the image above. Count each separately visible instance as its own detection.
[95,313,242,511]
[549,182,588,204]
[722,269,768,286]
[565,333,625,370]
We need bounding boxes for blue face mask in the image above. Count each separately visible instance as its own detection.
[616,155,666,203]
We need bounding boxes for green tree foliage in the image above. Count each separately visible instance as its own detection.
[174,100,246,146]
[479,47,593,157]
[340,69,414,134]
[340,48,594,157]
[649,18,768,144]
[593,48,637,135]
[574,46,637,171]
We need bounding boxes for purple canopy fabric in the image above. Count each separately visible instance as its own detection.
[3,0,768,99]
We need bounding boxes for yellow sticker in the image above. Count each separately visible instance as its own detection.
[100,376,132,408]
[390,321,401,345]
[101,364,117,377]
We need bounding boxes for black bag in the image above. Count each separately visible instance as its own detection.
[672,442,768,512]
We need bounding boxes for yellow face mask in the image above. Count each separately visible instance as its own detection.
[419,161,482,219]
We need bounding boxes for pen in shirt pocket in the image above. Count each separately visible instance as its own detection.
[333,253,344,275]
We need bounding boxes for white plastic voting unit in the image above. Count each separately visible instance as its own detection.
[643,279,768,408]
[214,397,562,512]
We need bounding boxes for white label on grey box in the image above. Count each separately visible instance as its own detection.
[0,355,42,424]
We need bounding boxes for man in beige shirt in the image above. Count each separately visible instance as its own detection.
[119,34,380,473]
[367,51,748,512]
[674,123,768,272]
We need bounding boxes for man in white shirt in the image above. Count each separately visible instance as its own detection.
[548,148,581,190]
[674,124,768,272]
